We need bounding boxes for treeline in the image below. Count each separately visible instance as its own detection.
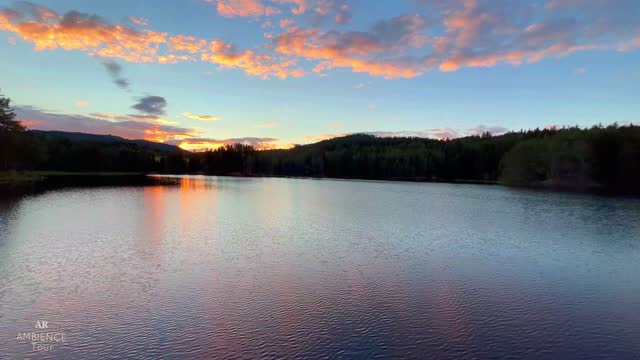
[2,91,639,194]
[192,126,640,195]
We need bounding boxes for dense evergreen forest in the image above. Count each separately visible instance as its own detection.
[2,92,639,195]
[198,127,640,195]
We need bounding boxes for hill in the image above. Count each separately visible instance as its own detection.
[29,130,182,153]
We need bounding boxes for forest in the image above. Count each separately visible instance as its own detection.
[2,92,639,195]
[197,126,640,195]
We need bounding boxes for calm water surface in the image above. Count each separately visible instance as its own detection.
[1,176,639,359]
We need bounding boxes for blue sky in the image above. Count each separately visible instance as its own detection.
[0,0,638,150]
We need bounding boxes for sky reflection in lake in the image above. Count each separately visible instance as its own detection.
[1,176,639,358]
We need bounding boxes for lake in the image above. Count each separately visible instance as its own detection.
[1,176,639,359]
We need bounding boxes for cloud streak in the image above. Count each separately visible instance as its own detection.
[182,112,221,121]
[101,59,130,90]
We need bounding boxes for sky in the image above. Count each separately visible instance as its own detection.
[0,0,638,150]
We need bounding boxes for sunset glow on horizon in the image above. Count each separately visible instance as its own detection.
[1,0,638,151]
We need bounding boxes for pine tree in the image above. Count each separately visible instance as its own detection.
[0,91,25,134]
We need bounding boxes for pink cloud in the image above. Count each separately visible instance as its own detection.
[129,16,148,26]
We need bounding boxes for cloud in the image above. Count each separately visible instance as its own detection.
[0,5,166,62]
[208,0,266,17]
[75,101,90,107]
[272,0,640,77]
[271,0,308,15]
[0,2,304,79]
[279,18,294,28]
[16,106,196,143]
[101,59,130,90]
[334,11,351,25]
[433,0,640,71]
[129,16,148,26]
[205,0,307,18]
[132,96,167,116]
[273,14,432,78]
[90,112,178,125]
[182,112,221,121]
[1,1,639,80]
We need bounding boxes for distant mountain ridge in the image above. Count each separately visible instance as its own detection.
[29,130,183,153]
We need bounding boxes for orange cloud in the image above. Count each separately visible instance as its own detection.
[144,124,195,143]
[182,112,221,121]
[209,0,265,17]
[0,3,303,79]
[169,35,207,54]
[279,18,294,29]
[75,100,90,107]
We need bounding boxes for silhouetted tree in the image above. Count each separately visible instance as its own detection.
[0,91,24,134]
[0,91,27,170]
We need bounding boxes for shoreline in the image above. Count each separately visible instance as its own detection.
[0,171,157,198]
[1,171,635,199]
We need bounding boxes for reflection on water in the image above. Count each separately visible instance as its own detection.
[1,176,640,358]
